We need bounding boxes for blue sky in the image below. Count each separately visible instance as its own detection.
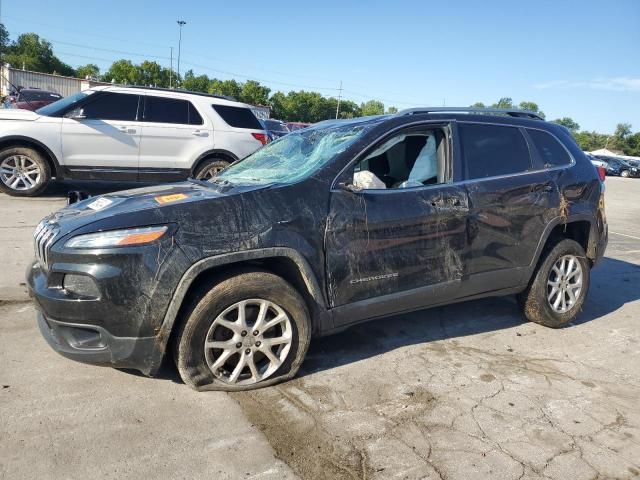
[2,0,639,132]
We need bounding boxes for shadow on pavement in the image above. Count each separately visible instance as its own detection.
[300,256,640,377]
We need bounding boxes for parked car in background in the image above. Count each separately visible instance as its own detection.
[286,121,312,131]
[4,88,63,111]
[28,107,607,391]
[260,118,290,141]
[598,156,640,178]
[585,152,607,169]
[0,85,268,196]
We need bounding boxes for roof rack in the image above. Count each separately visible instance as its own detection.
[396,107,544,121]
[106,84,236,102]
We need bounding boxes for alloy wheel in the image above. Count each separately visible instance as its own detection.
[204,299,293,385]
[197,164,225,181]
[0,155,42,191]
[547,254,583,313]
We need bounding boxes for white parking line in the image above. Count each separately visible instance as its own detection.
[610,231,640,241]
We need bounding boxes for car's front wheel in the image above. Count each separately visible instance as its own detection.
[620,170,630,178]
[0,147,51,196]
[520,239,590,328]
[175,270,311,391]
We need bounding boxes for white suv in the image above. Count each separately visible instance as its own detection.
[0,85,268,196]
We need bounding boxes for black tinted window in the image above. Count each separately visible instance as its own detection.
[460,124,532,179]
[212,105,262,129]
[82,93,139,121]
[188,102,203,125]
[145,96,191,124]
[21,91,62,102]
[527,129,572,167]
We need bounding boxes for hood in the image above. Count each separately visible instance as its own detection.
[0,109,40,121]
[43,180,268,237]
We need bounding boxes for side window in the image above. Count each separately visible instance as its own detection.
[460,123,532,179]
[188,102,204,125]
[352,128,448,190]
[144,96,190,124]
[527,129,572,167]
[82,93,139,121]
[212,105,263,129]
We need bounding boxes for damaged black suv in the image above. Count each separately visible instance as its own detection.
[28,107,608,391]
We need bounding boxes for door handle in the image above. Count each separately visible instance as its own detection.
[192,130,209,137]
[117,126,136,134]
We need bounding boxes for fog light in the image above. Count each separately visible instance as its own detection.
[62,274,100,298]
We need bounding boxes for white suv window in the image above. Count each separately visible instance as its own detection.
[82,93,139,121]
[143,96,203,125]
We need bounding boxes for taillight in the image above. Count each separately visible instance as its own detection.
[596,166,606,182]
[252,132,268,145]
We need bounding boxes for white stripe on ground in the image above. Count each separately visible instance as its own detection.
[610,231,640,241]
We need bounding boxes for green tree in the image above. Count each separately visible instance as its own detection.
[360,99,385,116]
[102,59,141,84]
[492,97,514,109]
[553,117,580,133]
[240,80,271,105]
[137,60,170,87]
[615,122,632,139]
[470,102,486,108]
[0,23,9,59]
[3,33,74,76]
[181,70,209,92]
[209,79,242,99]
[76,64,100,79]
[386,106,398,114]
[518,101,545,118]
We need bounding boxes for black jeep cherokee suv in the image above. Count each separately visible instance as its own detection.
[27,107,608,391]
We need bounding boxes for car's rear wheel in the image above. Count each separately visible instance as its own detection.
[175,270,311,391]
[193,158,230,181]
[0,147,51,196]
[519,239,590,328]
[620,170,630,178]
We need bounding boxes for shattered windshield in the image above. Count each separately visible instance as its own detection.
[218,122,371,185]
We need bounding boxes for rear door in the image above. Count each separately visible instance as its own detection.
[325,123,469,324]
[211,104,265,159]
[459,122,559,291]
[137,95,213,181]
[60,92,141,180]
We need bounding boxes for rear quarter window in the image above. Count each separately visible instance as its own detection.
[526,129,572,167]
[459,123,532,179]
[212,105,262,129]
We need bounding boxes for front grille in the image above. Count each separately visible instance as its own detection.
[33,219,60,270]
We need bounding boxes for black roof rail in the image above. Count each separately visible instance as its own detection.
[105,84,236,102]
[396,107,544,121]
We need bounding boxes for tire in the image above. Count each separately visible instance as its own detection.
[519,239,590,328]
[175,270,311,391]
[0,147,51,197]
[620,170,630,178]
[193,158,230,181]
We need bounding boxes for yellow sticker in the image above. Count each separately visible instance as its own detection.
[155,193,188,204]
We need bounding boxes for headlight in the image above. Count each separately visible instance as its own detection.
[65,226,168,249]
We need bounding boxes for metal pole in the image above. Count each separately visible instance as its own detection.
[169,47,173,88]
[335,80,342,119]
[176,20,186,86]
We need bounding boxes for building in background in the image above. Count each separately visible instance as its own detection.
[1,64,111,98]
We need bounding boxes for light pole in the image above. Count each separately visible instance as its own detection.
[176,20,186,86]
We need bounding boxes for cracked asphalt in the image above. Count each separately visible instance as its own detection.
[1,178,639,479]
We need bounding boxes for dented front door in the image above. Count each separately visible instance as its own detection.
[325,185,469,308]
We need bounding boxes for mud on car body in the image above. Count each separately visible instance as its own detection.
[27,108,608,391]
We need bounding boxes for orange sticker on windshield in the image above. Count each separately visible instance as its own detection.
[155,193,188,204]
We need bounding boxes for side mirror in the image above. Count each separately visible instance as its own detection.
[66,108,86,120]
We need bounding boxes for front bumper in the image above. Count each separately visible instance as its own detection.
[37,311,159,374]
